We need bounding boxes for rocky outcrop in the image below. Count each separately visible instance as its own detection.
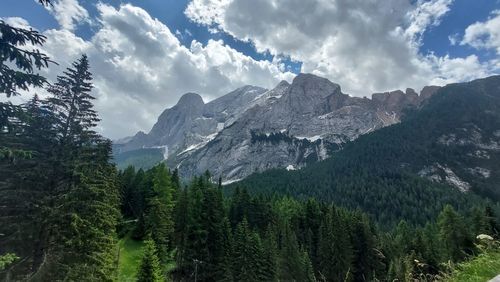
[167,74,437,180]
[116,73,440,181]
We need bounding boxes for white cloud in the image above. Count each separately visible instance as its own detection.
[46,0,90,31]
[427,54,493,85]
[3,17,31,29]
[404,0,453,42]
[30,3,293,139]
[185,0,498,96]
[461,10,500,54]
[448,33,459,45]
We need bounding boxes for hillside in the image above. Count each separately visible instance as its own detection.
[229,76,500,226]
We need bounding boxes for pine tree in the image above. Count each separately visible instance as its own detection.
[42,55,119,280]
[202,184,232,281]
[317,206,353,281]
[119,166,138,218]
[232,218,262,282]
[183,179,209,278]
[349,212,379,281]
[137,239,164,282]
[437,205,470,261]
[301,250,316,282]
[260,226,278,282]
[173,187,189,269]
[146,163,175,262]
[279,222,308,281]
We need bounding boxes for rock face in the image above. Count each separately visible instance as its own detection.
[117,86,267,155]
[116,73,440,181]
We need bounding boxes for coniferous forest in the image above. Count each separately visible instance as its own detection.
[1,1,500,281]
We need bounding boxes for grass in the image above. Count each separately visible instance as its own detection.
[445,246,500,282]
[117,235,145,282]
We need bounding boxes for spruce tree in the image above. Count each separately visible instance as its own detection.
[279,222,308,281]
[260,226,279,282]
[146,163,175,262]
[317,206,353,281]
[202,184,232,281]
[232,218,262,282]
[137,239,164,282]
[437,205,470,261]
[43,55,119,280]
[183,179,209,278]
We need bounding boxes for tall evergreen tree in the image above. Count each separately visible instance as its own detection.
[137,239,164,282]
[260,226,279,282]
[317,206,353,281]
[437,205,471,261]
[232,218,263,282]
[279,222,309,281]
[146,163,175,262]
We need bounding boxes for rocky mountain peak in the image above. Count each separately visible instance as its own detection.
[276,80,291,88]
[284,73,342,115]
[177,92,204,108]
[115,73,449,182]
[290,73,341,98]
[420,86,441,100]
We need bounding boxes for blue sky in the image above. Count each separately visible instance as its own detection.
[1,0,500,138]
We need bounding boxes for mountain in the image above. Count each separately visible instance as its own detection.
[229,75,500,225]
[114,73,439,180]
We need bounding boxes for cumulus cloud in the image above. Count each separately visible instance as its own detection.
[3,17,31,29]
[461,10,500,54]
[45,0,90,30]
[184,0,498,96]
[28,3,293,138]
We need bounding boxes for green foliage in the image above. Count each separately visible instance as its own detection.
[0,55,120,281]
[0,18,53,97]
[115,167,500,282]
[445,245,500,282]
[438,205,473,262]
[147,163,175,262]
[0,253,19,270]
[137,239,164,282]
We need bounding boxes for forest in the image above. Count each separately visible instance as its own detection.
[1,1,500,281]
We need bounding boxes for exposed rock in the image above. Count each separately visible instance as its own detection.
[418,163,470,192]
[467,167,491,178]
[419,85,441,100]
[117,73,440,181]
[172,74,430,180]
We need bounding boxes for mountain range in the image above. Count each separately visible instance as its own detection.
[114,73,441,182]
[229,75,500,225]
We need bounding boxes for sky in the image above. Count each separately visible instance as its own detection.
[2,0,500,139]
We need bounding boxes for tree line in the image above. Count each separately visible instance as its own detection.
[119,165,498,281]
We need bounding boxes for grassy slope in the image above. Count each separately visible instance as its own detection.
[446,248,500,282]
[118,236,144,282]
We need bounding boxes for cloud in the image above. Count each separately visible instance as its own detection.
[3,17,31,29]
[46,0,90,30]
[184,0,498,96]
[461,10,500,54]
[404,0,453,42]
[29,3,293,139]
